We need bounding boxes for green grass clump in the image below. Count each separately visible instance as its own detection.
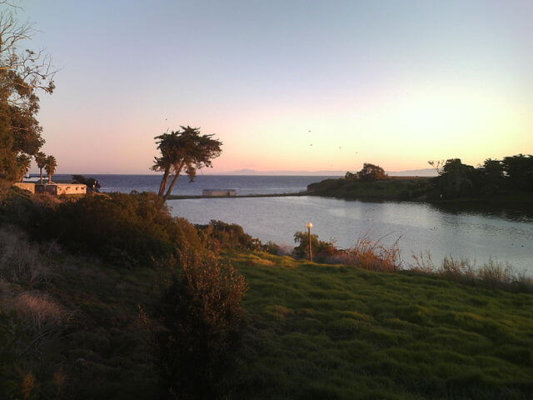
[231,251,533,400]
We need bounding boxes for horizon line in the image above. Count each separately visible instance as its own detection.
[32,167,437,177]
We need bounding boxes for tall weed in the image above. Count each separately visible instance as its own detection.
[411,253,532,293]
[0,227,51,284]
[153,248,247,399]
[12,292,68,332]
[328,235,402,272]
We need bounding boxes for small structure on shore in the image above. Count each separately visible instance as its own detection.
[202,189,237,197]
[14,182,87,195]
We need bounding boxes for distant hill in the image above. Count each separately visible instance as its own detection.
[387,168,438,177]
[222,169,345,176]
[220,168,438,177]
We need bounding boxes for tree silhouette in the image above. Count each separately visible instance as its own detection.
[34,151,46,183]
[502,154,533,190]
[44,155,57,183]
[16,153,31,181]
[358,163,388,181]
[437,159,475,198]
[152,126,222,199]
[0,3,54,186]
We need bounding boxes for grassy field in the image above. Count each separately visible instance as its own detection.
[232,251,533,400]
[1,225,532,399]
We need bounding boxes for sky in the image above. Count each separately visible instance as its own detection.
[17,0,533,174]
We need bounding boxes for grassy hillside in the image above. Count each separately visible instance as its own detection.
[233,251,533,400]
[1,237,532,399]
[0,228,162,399]
[1,190,531,399]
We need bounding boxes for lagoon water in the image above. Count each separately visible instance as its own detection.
[55,174,533,274]
[170,196,533,274]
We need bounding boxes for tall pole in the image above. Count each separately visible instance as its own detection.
[306,222,313,262]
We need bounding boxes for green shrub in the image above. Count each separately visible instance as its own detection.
[45,193,173,267]
[198,220,260,251]
[153,248,247,399]
[263,241,283,255]
[0,187,50,228]
[18,192,205,268]
[293,231,337,262]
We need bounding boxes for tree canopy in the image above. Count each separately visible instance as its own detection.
[0,3,54,188]
[345,163,388,182]
[44,155,57,183]
[432,154,533,199]
[34,151,46,183]
[152,126,222,199]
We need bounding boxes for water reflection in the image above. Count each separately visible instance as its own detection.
[169,196,533,274]
[430,202,533,223]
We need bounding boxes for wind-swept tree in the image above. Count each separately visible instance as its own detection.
[344,163,388,182]
[358,163,388,181]
[152,126,222,199]
[34,151,46,183]
[44,155,57,183]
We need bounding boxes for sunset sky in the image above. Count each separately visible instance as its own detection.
[22,0,532,174]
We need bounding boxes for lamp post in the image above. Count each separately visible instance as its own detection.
[306,222,313,262]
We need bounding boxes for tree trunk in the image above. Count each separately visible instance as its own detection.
[163,175,180,200]
[39,167,43,184]
[158,167,170,197]
[164,162,184,200]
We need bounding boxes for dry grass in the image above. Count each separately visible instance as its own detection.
[0,226,52,284]
[21,371,36,400]
[12,292,69,331]
[322,233,531,292]
[328,235,402,272]
[411,253,532,292]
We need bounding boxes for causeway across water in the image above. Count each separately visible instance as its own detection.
[167,192,308,200]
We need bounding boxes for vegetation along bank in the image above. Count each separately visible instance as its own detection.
[307,156,533,205]
[0,188,531,399]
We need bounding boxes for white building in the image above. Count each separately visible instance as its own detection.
[202,189,237,197]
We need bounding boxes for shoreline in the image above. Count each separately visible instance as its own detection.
[168,190,533,210]
[166,192,308,200]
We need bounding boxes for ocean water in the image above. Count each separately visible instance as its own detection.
[53,174,330,196]
[53,174,533,273]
